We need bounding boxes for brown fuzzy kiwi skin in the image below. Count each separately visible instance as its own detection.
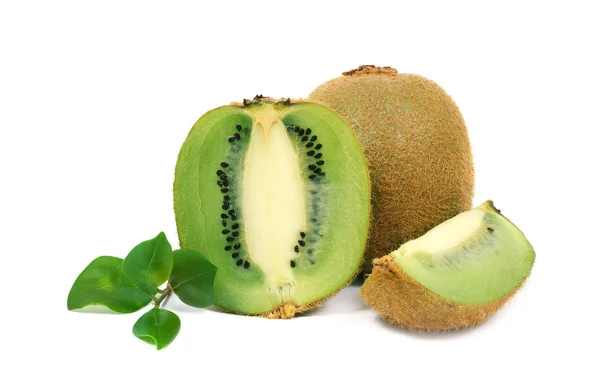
[309,65,475,273]
[360,256,528,331]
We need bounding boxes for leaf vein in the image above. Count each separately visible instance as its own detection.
[171,272,208,290]
[143,235,164,294]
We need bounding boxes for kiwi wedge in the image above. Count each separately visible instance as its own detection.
[174,97,370,318]
[360,201,535,331]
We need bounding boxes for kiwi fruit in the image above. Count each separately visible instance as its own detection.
[173,97,370,318]
[309,65,475,272]
[360,201,535,331]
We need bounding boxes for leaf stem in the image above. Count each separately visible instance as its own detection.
[154,283,172,308]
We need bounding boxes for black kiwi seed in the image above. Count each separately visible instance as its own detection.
[298,240,306,247]
[307,150,315,157]
[308,174,316,180]
[224,195,230,201]
[290,260,296,268]
[222,203,230,209]
[225,246,232,251]
[228,137,235,143]
[301,136,308,142]
[232,231,239,237]
[232,252,240,258]
[236,124,242,131]
[220,174,227,180]
[223,179,229,187]
[487,227,495,232]
[294,125,300,132]
[228,209,235,215]
[316,160,324,166]
[226,237,234,242]
[298,129,305,136]
[221,162,229,168]
[217,180,223,187]
[236,259,243,266]
[310,135,317,141]
[314,168,322,174]
[221,213,228,219]
[234,133,240,140]
[222,220,227,227]
[306,142,314,148]
[305,128,312,135]
[315,144,322,150]
[216,170,225,176]
[318,172,325,176]
[243,261,250,269]
[300,232,306,238]
[315,153,322,159]
[234,243,241,250]
[222,229,230,234]
[232,223,239,230]
[308,164,316,170]
[286,126,293,132]
[294,245,300,253]
[221,188,229,193]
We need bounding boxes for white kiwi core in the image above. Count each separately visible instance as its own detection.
[396,209,485,257]
[241,105,305,293]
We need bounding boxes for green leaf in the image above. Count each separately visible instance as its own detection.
[123,232,173,296]
[132,308,180,350]
[169,249,218,308]
[67,256,151,313]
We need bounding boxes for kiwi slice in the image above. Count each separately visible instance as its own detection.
[174,97,370,318]
[360,201,535,331]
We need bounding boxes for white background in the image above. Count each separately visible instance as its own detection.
[1,1,599,391]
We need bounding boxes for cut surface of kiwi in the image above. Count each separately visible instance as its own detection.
[174,97,370,318]
[360,201,535,331]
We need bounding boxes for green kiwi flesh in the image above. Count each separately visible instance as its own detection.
[174,98,370,317]
[392,201,535,304]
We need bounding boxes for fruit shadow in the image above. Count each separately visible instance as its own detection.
[373,311,503,340]
[70,305,123,315]
[295,277,370,317]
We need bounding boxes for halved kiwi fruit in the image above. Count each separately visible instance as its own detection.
[174,97,370,318]
[360,201,535,331]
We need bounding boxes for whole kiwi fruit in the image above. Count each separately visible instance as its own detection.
[309,65,475,272]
